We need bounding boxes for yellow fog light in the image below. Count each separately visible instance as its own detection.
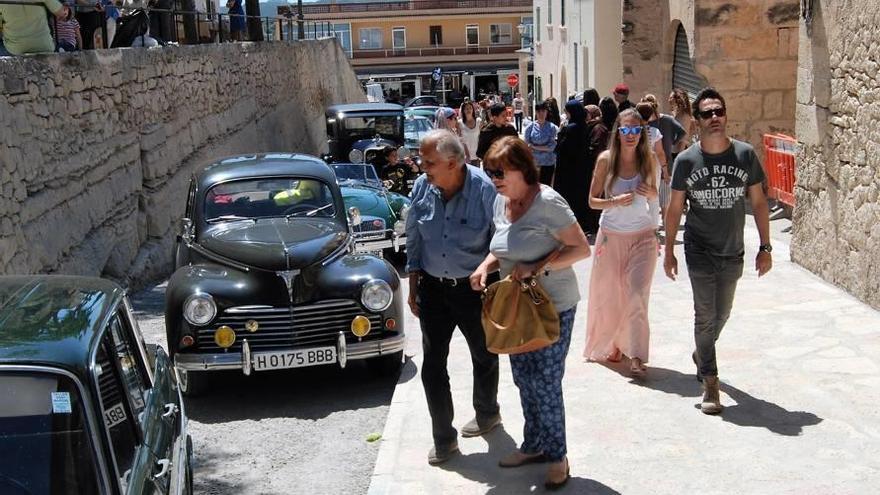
[214,326,236,348]
[350,315,371,337]
[245,320,259,333]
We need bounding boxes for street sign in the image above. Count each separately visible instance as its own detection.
[506,74,519,86]
[432,67,442,82]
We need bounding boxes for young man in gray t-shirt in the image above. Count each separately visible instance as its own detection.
[663,87,773,415]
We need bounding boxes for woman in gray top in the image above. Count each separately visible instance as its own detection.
[470,136,591,490]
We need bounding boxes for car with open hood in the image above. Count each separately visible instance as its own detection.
[332,162,410,256]
[167,154,405,395]
[0,275,192,495]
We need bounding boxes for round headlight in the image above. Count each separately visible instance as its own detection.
[214,326,236,349]
[183,293,216,326]
[393,219,405,235]
[361,279,393,312]
[349,149,364,163]
[351,315,372,337]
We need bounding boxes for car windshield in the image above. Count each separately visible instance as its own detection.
[0,371,100,494]
[341,115,402,141]
[404,118,433,148]
[205,178,337,222]
[332,164,383,188]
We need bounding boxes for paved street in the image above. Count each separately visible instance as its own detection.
[132,214,880,494]
[369,218,880,494]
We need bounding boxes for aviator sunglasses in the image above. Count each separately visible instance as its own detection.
[618,125,643,135]
[696,107,726,119]
[484,168,506,179]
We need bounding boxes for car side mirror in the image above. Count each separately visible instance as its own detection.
[179,218,194,244]
[348,207,361,228]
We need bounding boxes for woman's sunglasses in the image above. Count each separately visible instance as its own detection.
[618,125,643,135]
[696,107,726,119]
[484,168,505,179]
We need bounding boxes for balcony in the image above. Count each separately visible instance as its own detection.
[352,44,522,59]
[302,0,532,15]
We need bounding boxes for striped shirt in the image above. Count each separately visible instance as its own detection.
[54,17,79,46]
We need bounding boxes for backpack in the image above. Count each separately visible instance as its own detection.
[110,9,150,48]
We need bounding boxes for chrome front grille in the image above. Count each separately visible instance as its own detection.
[195,300,384,353]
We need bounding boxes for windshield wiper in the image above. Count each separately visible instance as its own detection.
[286,204,335,219]
[207,215,254,223]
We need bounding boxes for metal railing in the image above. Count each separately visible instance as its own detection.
[0,0,334,49]
[302,0,532,14]
[352,43,522,59]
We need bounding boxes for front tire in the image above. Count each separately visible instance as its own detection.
[367,350,404,376]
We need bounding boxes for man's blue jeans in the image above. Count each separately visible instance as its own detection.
[686,247,744,378]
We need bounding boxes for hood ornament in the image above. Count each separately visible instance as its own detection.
[276,269,300,303]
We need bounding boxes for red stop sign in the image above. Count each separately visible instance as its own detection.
[507,74,519,86]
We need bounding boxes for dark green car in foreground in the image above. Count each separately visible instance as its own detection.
[0,276,193,495]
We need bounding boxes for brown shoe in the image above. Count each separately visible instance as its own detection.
[544,457,570,490]
[498,449,547,468]
[460,414,501,438]
[427,441,459,465]
[701,376,723,415]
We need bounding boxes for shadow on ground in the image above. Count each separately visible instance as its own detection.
[185,355,416,423]
[436,426,621,494]
[129,282,167,319]
[597,363,823,436]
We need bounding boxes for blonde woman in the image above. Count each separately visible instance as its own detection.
[584,109,660,376]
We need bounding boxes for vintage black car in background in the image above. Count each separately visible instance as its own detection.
[167,154,405,395]
[0,276,192,495]
[324,103,408,166]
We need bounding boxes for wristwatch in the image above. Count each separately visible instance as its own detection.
[759,244,773,253]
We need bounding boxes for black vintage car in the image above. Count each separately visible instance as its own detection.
[324,103,411,167]
[0,276,193,495]
[167,154,405,395]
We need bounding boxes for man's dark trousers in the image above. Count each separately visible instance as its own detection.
[686,247,744,378]
[417,274,499,448]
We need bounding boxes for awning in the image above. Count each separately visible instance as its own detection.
[355,62,520,78]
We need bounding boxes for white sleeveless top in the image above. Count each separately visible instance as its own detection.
[599,173,660,233]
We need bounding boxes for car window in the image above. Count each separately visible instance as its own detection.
[205,178,337,222]
[95,328,143,486]
[0,371,102,495]
[341,115,401,140]
[333,164,382,187]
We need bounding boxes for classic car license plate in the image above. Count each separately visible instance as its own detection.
[355,240,393,252]
[252,346,337,371]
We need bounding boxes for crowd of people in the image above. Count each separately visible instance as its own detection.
[405,85,773,489]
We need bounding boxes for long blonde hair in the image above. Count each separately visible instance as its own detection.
[604,108,656,196]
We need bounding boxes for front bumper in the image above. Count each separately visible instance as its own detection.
[353,233,406,253]
[174,332,405,374]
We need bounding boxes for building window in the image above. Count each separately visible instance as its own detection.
[536,7,541,41]
[359,28,382,49]
[466,24,479,46]
[520,16,533,49]
[548,0,553,24]
[573,42,578,89]
[490,24,512,45]
[334,23,352,56]
[392,27,406,51]
[561,0,565,26]
[429,25,442,46]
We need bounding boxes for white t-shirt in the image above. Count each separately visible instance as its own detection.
[599,172,660,233]
[459,118,481,160]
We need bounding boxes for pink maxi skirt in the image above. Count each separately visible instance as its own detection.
[584,227,658,363]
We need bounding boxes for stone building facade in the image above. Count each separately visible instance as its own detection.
[623,0,800,156]
[794,1,880,309]
[0,39,364,289]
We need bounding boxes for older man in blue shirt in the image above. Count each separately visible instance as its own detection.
[406,129,500,465]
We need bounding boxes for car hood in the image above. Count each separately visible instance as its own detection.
[199,218,348,271]
[341,187,393,220]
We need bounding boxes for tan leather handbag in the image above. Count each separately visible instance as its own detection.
[481,275,560,354]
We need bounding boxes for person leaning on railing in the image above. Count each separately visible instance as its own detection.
[0,0,70,55]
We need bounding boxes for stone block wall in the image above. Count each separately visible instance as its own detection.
[793,1,880,310]
[0,39,365,288]
[624,0,799,157]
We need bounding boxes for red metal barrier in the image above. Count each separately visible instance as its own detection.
[762,133,797,208]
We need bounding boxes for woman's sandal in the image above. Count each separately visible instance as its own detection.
[544,457,570,490]
[498,450,547,468]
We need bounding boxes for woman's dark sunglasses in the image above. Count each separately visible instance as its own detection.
[697,107,726,119]
[485,168,505,179]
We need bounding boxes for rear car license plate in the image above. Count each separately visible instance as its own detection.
[252,346,337,371]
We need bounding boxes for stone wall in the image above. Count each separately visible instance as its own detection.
[793,1,880,309]
[0,39,365,288]
[624,0,799,157]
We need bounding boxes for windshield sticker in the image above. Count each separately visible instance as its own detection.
[104,402,127,428]
[51,392,72,414]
